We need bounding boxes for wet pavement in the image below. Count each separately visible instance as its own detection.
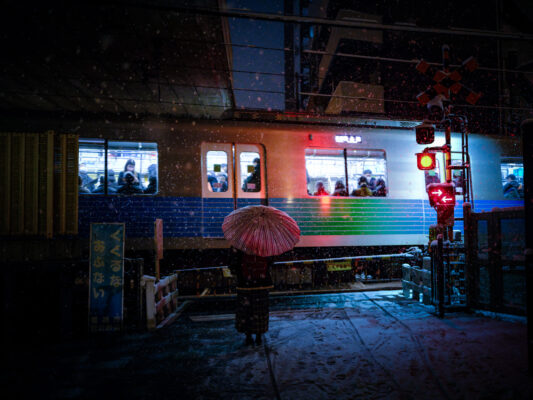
[4,290,531,399]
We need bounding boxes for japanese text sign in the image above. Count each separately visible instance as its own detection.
[89,223,125,332]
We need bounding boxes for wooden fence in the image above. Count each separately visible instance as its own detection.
[465,204,526,315]
[142,273,180,330]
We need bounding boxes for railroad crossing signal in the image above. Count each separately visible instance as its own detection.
[416,152,436,170]
[415,122,435,144]
[427,182,456,226]
[416,53,481,106]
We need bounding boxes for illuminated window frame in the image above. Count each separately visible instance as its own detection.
[305,148,388,197]
[79,138,159,196]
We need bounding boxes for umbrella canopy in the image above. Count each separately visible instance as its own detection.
[222,205,300,257]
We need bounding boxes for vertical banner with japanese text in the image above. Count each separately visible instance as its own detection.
[89,223,125,332]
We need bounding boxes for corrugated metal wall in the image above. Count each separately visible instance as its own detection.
[0,131,78,237]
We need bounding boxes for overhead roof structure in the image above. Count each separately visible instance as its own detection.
[0,1,234,119]
[1,1,531,130]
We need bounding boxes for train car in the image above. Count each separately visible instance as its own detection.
[77,118,524,264]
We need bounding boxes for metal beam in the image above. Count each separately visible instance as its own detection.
[104,1,533,41]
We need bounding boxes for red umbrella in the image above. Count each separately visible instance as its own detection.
[222,205,300,257]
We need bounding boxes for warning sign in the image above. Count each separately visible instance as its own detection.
[326,260,352,272]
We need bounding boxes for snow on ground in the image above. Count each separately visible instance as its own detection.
[4,290,531,399]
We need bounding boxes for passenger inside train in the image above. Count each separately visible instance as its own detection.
[207,172,219,192]
[332,180,348,196]
[78,139,158,196]
[351,177,373,197]
[503,174,522,199]
[305,148,387,197]
[314,181,329,196]
[118,159,141,187]
[363,169,376,192]
[78,176,91,194]
[373,178,387,196]
[117,172,144,195]
[242,157,261,192]
[425,170,440,187]
[93,176,118,194]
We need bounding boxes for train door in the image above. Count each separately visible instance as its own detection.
[201,143,266,237]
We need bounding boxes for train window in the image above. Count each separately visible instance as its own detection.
[450,158,464,194]
[346,150,387,197]
[240,151,261,192]
[424,159,441,189]
[79,139,158,195]
[108,141,158,195]
[305,149,345,195]
[79,139,105,194]
[206,151,229,192]
[501,157,524,199]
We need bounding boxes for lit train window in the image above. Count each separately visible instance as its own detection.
[424,159,441,188]
[79,139,105,194]
[240,151,261,192]
[305,149,344,195]
[79,139,158,195]
[450,158,463,194]
[305,149,387,197]
[346,150,387,197]
[206,151,229,192]
[501,157,524,199]
[108,141,158,195]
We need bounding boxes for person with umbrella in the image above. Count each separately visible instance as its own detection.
[223,205,300,346]
[229,247,274,345]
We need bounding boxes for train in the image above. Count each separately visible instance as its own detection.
[76,117,524,266]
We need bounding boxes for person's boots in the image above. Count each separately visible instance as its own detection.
[245,333,253,345]
[255,334,262,345]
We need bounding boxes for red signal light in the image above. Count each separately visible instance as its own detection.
[427,183,456,207]
[416,152,436,170]
[427,183,456,226]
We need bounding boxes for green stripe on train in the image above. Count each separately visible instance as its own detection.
[276,198,426,236]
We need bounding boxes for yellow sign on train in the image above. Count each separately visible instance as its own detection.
[326,260,352,272]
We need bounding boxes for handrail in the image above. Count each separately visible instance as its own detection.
[173,252,415,272]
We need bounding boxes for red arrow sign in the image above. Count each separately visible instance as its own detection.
[441,196,453,203]
[431,190,443,196]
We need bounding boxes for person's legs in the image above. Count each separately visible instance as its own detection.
[255,334,262,345]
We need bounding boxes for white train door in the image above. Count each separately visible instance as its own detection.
[201,143,266,237]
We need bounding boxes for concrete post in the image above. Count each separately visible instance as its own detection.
[142,275,157,331]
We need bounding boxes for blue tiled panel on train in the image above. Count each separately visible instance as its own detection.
[79,196,204,238]
[79,196,524,239]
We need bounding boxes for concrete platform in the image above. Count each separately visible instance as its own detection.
[4,290,531,399]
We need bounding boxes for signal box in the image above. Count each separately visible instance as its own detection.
[427,183,456,207]
[415,123,435,144]
[427,182,456,226]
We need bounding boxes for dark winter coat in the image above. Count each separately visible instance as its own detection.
[503,180,520,199]
[229,248,273,290]
[373,179,387,197]
[242,166,261,192]
[117,171,141,187]
[117,182,144,195]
